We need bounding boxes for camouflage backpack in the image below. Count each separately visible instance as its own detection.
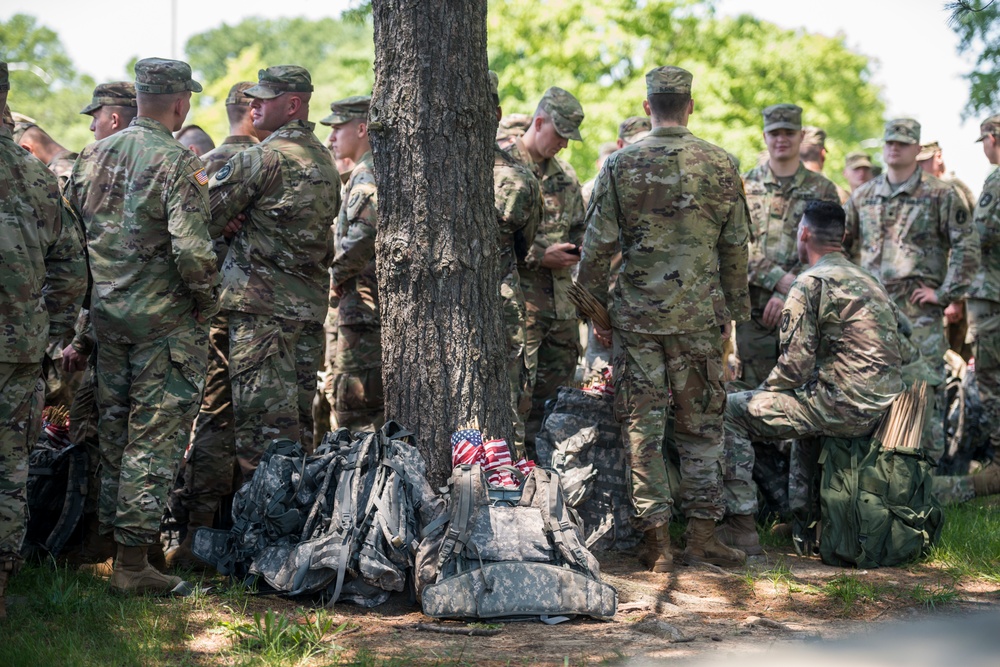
[194,421,444,606]
[414,463,618,621]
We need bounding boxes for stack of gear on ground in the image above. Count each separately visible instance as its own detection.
[941,350,993,475]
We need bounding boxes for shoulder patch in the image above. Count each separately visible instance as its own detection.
[979,192,993,209]
[193,168,209,186]
[780,311,790,332]
[956,208,968,225]
[215,162,233,182]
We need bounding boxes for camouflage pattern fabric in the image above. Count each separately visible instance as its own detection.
[945,174,977,215]
[47,150,79,193]
[332,324,384,434]
[68,365,100,513]
[931,474,976,505]
[0,363,45,562]
[739,162,840,386]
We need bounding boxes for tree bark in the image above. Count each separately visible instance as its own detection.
[370,0,511,486]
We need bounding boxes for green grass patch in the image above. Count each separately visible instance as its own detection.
[907,584,958,610]
[822,574,887,614]
[222,608,348,664]
[928,497,1000,582]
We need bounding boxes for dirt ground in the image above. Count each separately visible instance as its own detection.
[180,542,1000,666]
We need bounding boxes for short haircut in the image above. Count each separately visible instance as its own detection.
[137,90,187,115]
[801,199,846,246]
[226,102,251,126]
[647,92,691,123]
[106,105,137,125]
[176,125,215,154]
[799,143,823,162]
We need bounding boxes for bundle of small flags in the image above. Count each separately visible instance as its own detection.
[582,366,614,397]
[450,428,535,488]
[41,405,72,449]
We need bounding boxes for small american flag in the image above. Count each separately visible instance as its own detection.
[193,168,209,185]
[451,428,486,467]
[483,439,516,487]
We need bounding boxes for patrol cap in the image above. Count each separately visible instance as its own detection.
[1,104,12,129]
[801,126,826,147]
[497,113,531,141]
[488,70,499,100]
[320,95,371,126]
[645,66,692,96]
[0,60,8,93]
[537,87,584,141]
[883,118,920,145]
[916,141,941,161]
[225,81,256,106]
[618,116,651,145]
[11,112,38,143]
[844,151,873,169]
[134,58,202,94]
[762,104,802,132]
[80,81,137,115]
[976,114,1000,142]
[245,66,313,100]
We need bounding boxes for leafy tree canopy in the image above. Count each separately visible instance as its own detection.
[949,0,1000,118]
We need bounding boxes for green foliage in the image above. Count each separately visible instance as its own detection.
[927,496,1000,581]
[0,14,96,153]
[222,608,347,660]
[907,583,958,610]
[949,1,1000,117]
[822,574,887,614]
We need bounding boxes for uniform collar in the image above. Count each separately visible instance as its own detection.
[874,166,923,198]
[133,116,173,135]
[648,126,691,137]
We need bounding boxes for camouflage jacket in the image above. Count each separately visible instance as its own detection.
[0,128,87,363]
[48,149,79,193]
[330,150,377,327]
[742,162,839,309]
[498,135,585,320]
[845,168,979,306]
[66,117,220,344]
[578,125,751,335]
[945,174,977,214]
[210,119,340,324]
[765,252,904,422]
[201,135,258,270]
[969,168,1000,303]
[494,145,542,305]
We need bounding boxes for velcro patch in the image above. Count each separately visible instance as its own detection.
[193,168,209,186]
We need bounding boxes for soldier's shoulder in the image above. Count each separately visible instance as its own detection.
[553,155,580,183]
[919,171,958,197]
[799,167,838,193]
[984,168,1000,191]
[742,163,767,182]
[851,177,881,202]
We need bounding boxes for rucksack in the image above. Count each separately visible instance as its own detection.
[941,353,992,475]
[414,463,618,621]
[193,421,444,606]
[818,434,943,568]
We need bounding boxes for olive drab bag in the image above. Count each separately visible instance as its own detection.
[818,435,943,568]
[414,463,618,621]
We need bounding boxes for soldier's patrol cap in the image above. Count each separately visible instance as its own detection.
[883,118,920,145]
[762,104,802,132]
[497,113,531,141]
[801,126,826,147]
[645,66,692,96]
[0,60,8,93]
[80,81,137,115]
[134,58,202,94]
[320,95,371,126]
[1,104,12,129]
[225,81,256,106]
[537,87,584,141]
[976,114,1000,142]
[618,116,651,145]
[844,151,873,169]
[916,141,941,161]
[11,112,38,143]
[245,66,313,100]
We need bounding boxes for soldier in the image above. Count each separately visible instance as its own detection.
[842,151,874,193]
[581,117,651,207]
[0,59,87,619]
[490,72,543,454]
[799,126,850,204]
[498,87,586,450]
[578,66,750,571]
[176,124,216,157]
[846,119,980,463]
[209,66,340,471]
[917,141,977,212]
[80,81,138,141]
[65,57,219,595]
[166,82,259,568]
[325,95,381,434]
[721,200,908,552]
[11,115,79,191]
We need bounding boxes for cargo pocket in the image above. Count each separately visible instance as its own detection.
[159,337,207,417]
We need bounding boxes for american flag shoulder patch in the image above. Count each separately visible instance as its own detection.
[193,168,209,186]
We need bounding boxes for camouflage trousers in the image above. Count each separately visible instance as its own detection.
[96,322,209,547]
[524,314,581,447]
[230,312,323,478]
[0,362,44,564]
[613,327,726,528]
[313,323,338,438]
[43,336,83,409]
[502,279,528,456]
[173,315,236,515]
[582,322,612,381]
[723,388,882,516]
[887,281,946,463]
[966,299,1000,451]
[735,304,779,387]
[68,362,100,513]
[332,323,384,435]
[932,474,976,506]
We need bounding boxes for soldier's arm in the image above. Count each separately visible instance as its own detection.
[44,203,88,341]
[937,188,980,305]
[329,181,377,288]
[498,166,542,260]
[844,194,861,263]
[718,187,752,325]
[207,149,273,238]
[577,161,619,308]
[167,155,222,319]
[762,277,817,391]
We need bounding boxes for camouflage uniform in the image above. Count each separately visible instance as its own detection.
[578,67,751,528]
[931,474,976,505]
[846,119,980,463]
[498,88,586,446]
[209,67,339,474]
[800,126,850,204]
[65,59,219,547]
[723,252,906,515]
[0,74,87,568]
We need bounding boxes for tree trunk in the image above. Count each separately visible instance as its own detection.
[370,0,511,486]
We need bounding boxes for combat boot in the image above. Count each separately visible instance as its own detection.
[972,464,1000,497]
[148,539,168,572]
[638,524,673,573]
[110,545,191,596]
[78,556,114,579]
[683,518,746,568]
[165,511,215,570]
[715,514,764,556]
[73,513,116,567]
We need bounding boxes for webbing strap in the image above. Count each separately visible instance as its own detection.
[544,470,586,569]
[435,465,475,579]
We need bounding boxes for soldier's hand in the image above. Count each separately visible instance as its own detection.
[775,272,795,295]
[540,242,582,269]
[910,282,940,306]
[594,324,613,347]
[222,212,247,239]
[720,320,732,343]
[61,344,88,373]
[944,300,964,324]
[193,307,208,324]
[762,296,784,329]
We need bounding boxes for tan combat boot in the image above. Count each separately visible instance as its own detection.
[110,544,191,596]
[972,464,1000,497]
[638,524,674,573]
[715,514,764,556]
[165,511,215,570]
[148,538,168,572]
[683,518,746,567]
[78,556,114,579]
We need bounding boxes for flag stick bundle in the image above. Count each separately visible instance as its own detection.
[872,381,928,450]
[569,283,612,332]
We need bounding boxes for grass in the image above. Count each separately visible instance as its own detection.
[822,574,888,614]
[927,496,1000,582]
